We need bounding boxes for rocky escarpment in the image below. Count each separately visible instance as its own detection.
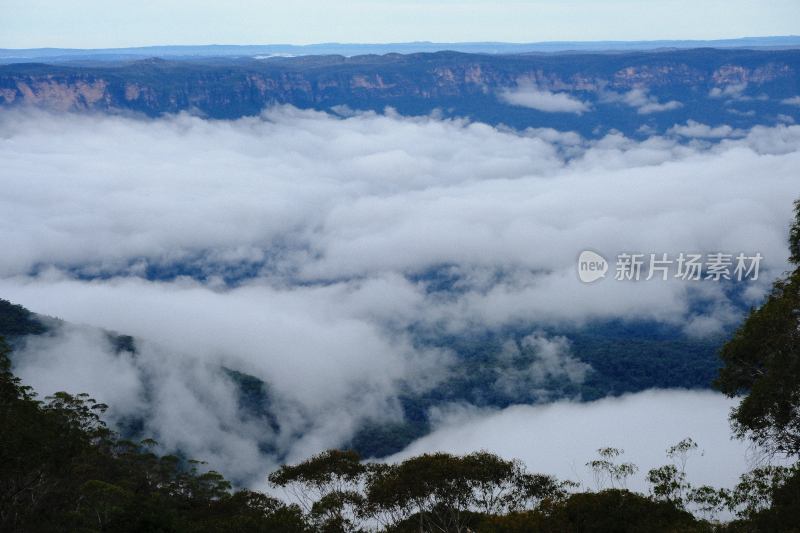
[1,49,798,135]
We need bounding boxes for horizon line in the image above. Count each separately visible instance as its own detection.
[2,35,800,52]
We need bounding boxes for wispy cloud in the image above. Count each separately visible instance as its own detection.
[668,120,746,139]
[602,88,683,114]
[499,83,591,114]
[709,83,748,100]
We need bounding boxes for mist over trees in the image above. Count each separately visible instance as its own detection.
[2,202,800,530]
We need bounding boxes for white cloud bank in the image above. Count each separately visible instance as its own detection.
[1,107,795,319]
[390,390,761,495]
[1,107,798,485]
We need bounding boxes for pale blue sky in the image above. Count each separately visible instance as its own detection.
[2,0,799,49]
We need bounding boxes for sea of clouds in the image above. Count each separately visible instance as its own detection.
[1,106,798,489]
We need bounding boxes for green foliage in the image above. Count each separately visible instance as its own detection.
[743,465,800,532]
[4,335,799,531]
[270,450,572,532]
[269,450,368,532]
[647,464,686,505]
[646,437,729,520]
[586,447,638,490]
[365,452,499,531]
[266,444,800,532]
[0,298,47,338]
[478,489,710,533]
[725,465,799,521]
[688,484,728,521]
[644,439,799,525]
[0,336,306,533]
[789,199,800,266]
[716,202,800,457]
[645,437,701,508]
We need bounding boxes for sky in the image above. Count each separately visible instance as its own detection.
[1,0,799,49]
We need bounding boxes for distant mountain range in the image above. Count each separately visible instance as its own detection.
[1,47,798,136]
[1,36,800,63]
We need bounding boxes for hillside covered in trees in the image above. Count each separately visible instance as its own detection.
[1,335,799,531]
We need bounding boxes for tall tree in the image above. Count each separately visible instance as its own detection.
[716,199,800,457]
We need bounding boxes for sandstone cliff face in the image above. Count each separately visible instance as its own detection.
[3,76,111,110]
[711,63,793,85]
[0,49,797,134]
